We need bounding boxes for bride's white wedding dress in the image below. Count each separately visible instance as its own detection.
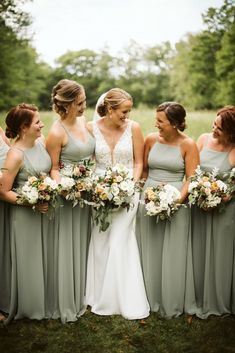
[85,120,150,319]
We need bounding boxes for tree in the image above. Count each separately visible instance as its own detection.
[169,35,196,108]
[215,2,235,105]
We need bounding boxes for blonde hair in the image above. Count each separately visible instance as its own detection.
[97,88,133,117]
[51,79,84,118]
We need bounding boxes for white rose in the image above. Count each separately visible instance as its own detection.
[203,181,211,188]
[188,181,199,193]
[111,184,120,196]
[44,176,58,190]
[146,201,157,215]
[60,176,75,190]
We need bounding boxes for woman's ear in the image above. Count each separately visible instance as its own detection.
[107,106,113,116]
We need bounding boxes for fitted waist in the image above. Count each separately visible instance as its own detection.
[148,169,184,183]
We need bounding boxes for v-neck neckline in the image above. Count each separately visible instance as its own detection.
[95,121,130,165]
[95,121,130,153]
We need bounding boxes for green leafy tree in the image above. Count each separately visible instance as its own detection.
[215,2,235,105]
[0,0,49,110]
[169,35,196,108]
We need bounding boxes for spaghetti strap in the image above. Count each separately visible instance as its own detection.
[59,121,70,135]
[203,133,211,147]
[10,146,24,152]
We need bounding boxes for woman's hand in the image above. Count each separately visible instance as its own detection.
[35,202,49,213]
[222,195,232,203]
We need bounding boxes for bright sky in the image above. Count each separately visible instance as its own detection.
[22,0,224,66]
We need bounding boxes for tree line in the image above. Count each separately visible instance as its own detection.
[0,0,234,111]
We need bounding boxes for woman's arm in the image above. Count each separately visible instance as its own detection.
[142,133,156,179]
[0,149,23,203]
[0,148,49,213]
[180,138,200,203]
[132,122,144,180]
[46,125,66,182]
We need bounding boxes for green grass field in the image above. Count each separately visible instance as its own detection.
[1,108,233,353]
[0,108,215,140]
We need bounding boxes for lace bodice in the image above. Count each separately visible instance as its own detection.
[93,120,134,174]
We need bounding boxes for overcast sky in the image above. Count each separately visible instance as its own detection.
[22,0,224,66]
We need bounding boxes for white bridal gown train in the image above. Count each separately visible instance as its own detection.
[85,120,150,319]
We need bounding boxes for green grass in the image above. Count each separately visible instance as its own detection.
[0,108,215,140]
[1,311,235,353]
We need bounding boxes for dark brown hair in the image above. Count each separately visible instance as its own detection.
[217,105,235,144]
[5,103,38,139]
[97,88,133,117]
[156,102,186,131]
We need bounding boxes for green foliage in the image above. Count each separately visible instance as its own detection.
[215,16,235,105]
[0,0,234,111]
[169,36,195,108]
[187,30,222,109]
[169,0,235,110]
[0,0,50,110]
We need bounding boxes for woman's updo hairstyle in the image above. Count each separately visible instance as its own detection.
[97,88,133,117]
[156,102,187,131]
[217,105,235,144]
[51,79,84,118]
[5,103,38,139]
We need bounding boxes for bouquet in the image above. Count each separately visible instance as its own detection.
[188,165,228,210]
[16,173,59,217]
[224,167,235,195]
[58,158,94,207]
[86,164,137,232]
[143,183,181,221]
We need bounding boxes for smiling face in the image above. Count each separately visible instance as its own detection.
[24,111,44,139]
[69,89,86,117]
[109,100,133,126]
[212,115,225,142]
[155,111,174,137]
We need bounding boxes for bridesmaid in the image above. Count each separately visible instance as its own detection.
[187,105,235,318]
[46,79,95,323]
[0,104,51,322]
[0,127,10,321]
[136,102,199,317]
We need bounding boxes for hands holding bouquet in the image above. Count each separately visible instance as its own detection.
[85,164,138,232]
[16,173,59,217]
[58,158,94,206]
[143,183,181,222]
[188,166,228,211]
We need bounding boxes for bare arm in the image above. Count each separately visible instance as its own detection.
[0,149,23,203]
[142,133,156,179]
[46,125,66,182]
[180,139,200,203]
[132,122,144,181]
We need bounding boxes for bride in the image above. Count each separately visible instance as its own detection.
[86,88,150,319]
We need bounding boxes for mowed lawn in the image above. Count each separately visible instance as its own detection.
[0,108,215,140]
[1,108,235,353]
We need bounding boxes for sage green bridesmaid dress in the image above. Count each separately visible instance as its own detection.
[187,136,235,318]
[136,141,192,317]
[6,142,52,322]
[0,136,10,313]
[54,123,95,323]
